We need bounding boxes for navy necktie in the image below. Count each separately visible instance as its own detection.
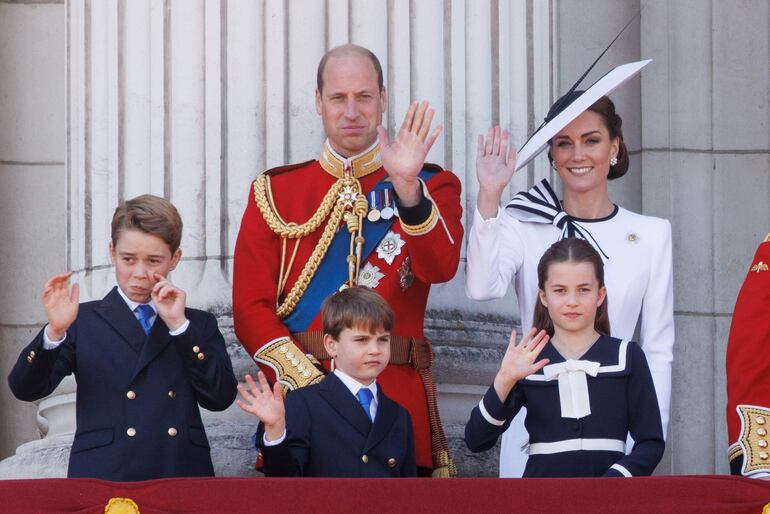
[356,388,374,422]
[134,304,154,335]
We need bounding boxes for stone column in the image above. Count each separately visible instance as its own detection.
[0,0,67,477]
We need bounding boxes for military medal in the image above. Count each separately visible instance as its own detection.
[376,231,405,265]
[357,262,385,289]
[398,256,414,290]
[367,191,381,222]
[338,185,358,208]
[380,189,395,220]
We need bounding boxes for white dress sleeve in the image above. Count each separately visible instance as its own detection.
[465,206,526,300]
[638,219,675,437]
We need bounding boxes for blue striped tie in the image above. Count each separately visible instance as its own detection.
[134,304,154,335]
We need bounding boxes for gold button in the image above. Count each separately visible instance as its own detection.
[167,427,178,437]
[26,356,33,363]
[361,454,369,464]
[759,427,767,437]
[760,451,769,460]
[759,440,768,448]
[29,351,36,358]
[197,352,205,361]
[126,390,136,400]
[168,390,176,399]
[127,428,137,437]
[192,345,200,353]
[387,458,396,468]
[758,416,766,425]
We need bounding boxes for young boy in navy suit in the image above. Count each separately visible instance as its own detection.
[237,286,416,477]
[8,195,237,481]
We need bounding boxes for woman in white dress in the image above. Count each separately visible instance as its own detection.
[466,93,674,477]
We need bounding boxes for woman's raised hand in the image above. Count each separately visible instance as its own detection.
[476,126,518,219]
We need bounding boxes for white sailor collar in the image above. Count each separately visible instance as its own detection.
[523,335,632,384]
[319,139,382,179]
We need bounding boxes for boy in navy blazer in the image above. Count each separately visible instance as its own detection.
[237,286,416,477]
[8,195,237,481]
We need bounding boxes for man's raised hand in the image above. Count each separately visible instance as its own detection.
[377,101,442,207]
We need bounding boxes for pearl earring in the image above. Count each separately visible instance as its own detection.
[610,156,618,167]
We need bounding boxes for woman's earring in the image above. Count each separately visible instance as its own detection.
[610,156,618,167]
[550,161,558,171]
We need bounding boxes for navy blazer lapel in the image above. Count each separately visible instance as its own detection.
[93,287,146,354]
[363,385,398,453]
[131,317,172,382]
[319,374,372,438]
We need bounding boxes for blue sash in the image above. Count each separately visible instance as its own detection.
[283,169,437,332]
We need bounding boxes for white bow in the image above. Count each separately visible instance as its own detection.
[543,359,601,419]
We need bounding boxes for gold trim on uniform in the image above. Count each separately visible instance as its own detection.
[430,450,457,478]
[728,441,743,462]
[737,404,770,474]
[400,203,439,236]
[319,139,382,179]
[254,337,324,391]
[253,148,373,318]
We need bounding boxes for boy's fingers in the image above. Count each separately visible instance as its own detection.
[257,371,271,392]
[71,283,80,303]
[272,381,284,400]
[244,374,260,396]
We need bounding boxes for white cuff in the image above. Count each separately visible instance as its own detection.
[478,398,506,427]
[42,326,66,350]
[473,205,501,227]
[263,429,287,447]
[169,319,190,336]
[610,463,632,477]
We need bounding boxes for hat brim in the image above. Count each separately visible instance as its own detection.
[514,59,652,172]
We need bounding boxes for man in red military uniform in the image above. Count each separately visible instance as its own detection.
[726,234,770,477]
[233,44,463,476]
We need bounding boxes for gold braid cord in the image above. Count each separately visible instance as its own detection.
[253,172,368,319]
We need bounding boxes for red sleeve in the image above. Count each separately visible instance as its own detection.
[726,240,770,445]
[232,182,293,369]
[397,170,464,284]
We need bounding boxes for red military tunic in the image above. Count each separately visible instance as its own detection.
[726,235,770,476]
[233,141,463,473]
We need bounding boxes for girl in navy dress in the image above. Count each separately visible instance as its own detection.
[465,238,664,477]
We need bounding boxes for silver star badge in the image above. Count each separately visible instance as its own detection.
[376,231,405,265]
[357,262,385,289]
[338,185,358,208]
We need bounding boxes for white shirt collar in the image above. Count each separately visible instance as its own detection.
[333,368,378,403]
[116,286,157,315]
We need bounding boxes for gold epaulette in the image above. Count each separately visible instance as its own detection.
[738,404,770,475]
[254,337,324,391]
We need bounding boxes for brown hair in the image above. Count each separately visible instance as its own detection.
[111,194,183,252]
[316,44,384,93]
[532,238,610,337]
[547,94,629,180]
[322,286,394,340]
